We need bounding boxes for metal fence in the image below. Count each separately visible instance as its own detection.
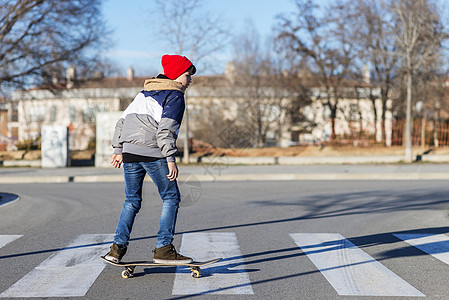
[332,119,449,147]
[391,119,449,147]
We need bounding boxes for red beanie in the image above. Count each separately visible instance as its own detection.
[161,55,193,80]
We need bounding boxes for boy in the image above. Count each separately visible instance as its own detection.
[104,54,196,264]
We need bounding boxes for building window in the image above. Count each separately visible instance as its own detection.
[189,105,202,121]
[11,127,18,139]
[69,106,76,122]
[50,106,57,122]
[82,105,105,123]
[11,104,18,122]
[29,105,46,122]
[323,106,331,119]
[349,104,359,122]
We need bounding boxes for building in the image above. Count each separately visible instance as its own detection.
[7,66,394,152]
[0,98,8,151]
[0,97,18,151]
[187,71,393,147]
[10,67,142,150]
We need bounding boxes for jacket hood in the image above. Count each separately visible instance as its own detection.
[143,78,185,93]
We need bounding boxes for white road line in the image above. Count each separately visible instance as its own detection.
[172,232,254,295]
[290,233,424,297]
[0,235,22,249]
[394,233,449,265]
[0,234,113,298]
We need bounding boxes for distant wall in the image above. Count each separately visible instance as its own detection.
[41,125,68,168]
[95,111,123,168]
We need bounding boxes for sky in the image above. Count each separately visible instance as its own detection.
[101,0,298,76]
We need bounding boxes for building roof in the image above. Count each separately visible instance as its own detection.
[28,76,150,91]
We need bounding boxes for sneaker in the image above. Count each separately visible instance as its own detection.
[153,244,193,264]
[104,243,127,263]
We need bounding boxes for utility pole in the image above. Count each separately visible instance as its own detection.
[404,67,413,163]
[183,94,190,164]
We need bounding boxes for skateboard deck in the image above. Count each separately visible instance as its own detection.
[100,256,222,278]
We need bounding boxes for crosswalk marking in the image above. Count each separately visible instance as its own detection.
[172,232,254,295]
[3,232,448,297]
[394,233,449,265]
[290,233,425,297]
[0,235,22,249]
[0,234,113,298]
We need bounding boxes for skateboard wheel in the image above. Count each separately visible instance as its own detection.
[122,268,134,279]
[190,267,202,278]
[122,270,130,279]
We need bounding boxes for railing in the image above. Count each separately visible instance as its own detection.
[331,119,449,147]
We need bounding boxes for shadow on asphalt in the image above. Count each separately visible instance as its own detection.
[169,226,449,299]
[2,186,449,261]
[2,187,449,298]
[247,187,449,220]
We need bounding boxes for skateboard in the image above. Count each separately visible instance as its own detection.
[100,256,222,278]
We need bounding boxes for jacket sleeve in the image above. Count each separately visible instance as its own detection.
[111,92,142,155]
[111,118,124,155]
[157,91,185,162]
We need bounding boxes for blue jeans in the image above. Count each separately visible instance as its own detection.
[113,159,181,248]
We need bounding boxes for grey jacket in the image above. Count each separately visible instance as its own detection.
[112,78,185,162]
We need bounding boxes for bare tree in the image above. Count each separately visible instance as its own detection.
[0,0,111,91]
[152,0,231,162]
[275,0,357,141]
[269,45,313,146]
[230,21,266,147]
[346,0,400,145]
[388,0,447,162]
[153,0,231,71]
[229,21,310,147]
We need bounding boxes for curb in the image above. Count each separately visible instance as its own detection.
[198,154,449,165]
[1,173,449,184]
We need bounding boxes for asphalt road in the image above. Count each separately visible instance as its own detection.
[1,179,449,299]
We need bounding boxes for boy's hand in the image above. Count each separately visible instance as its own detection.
[167,161,178,181]
[111,154,123,168]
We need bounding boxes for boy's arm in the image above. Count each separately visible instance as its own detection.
[156,91,185,162]
[167,161,178,181]
[111,154,123,168]
[111,118,124,168]
[112,92,142,155]
[112,117,125,155]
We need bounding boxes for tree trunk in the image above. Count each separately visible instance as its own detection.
[381,88,389,146]
[404,69,413,162]
[330,106,337,141]
[370,93,378,141]
[381,99,387,146]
